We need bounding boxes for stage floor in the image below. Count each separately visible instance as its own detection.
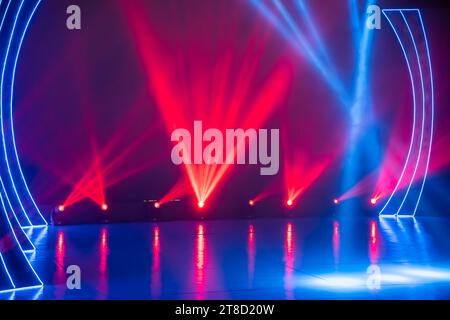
[2,216,450,300]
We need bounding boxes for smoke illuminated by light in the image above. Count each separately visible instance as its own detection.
[123,1,292,208]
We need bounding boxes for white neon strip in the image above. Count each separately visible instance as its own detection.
[0,177,35,250]
[413,11,434,216]
[396,11,426,215]
[0,252,15,289]
[9,0,46,226]
[379,214,397,218]
[0,284,42,294]
[0,2,14,238]
[383,9,421,12]
[0,190,43,289]
[0,0,11,31]
[0,176,31,227]
[32,286,43,300]
[379,11,417,216]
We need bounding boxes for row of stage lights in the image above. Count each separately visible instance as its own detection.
[57,203,108,213]
[56,197,380,213]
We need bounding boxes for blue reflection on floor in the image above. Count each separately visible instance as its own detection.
[2,217,450,300]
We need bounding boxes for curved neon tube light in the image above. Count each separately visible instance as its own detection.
[0,0,35,227]
[0,191,43,291]
[0,0,11,31]
[396,11,426,215]
[0,176,35,252]
[0,251,15,289]
[9,0,46,225]
[379,11,417,216]
[413,12,434,216]
[0,1,17,228]
[0,1,32,230]
[0,0,36,250]
[0,1,42,293]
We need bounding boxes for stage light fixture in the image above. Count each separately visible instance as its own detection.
[57,205,65,212]
[154,202,160,209]
[286,199,293,207]
[249,200,255,206]
[370,198,378,205]
[334,199,339,205]
[198,201,205,209]
[101,203,108,211]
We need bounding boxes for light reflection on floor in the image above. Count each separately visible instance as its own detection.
[2,217,450,300]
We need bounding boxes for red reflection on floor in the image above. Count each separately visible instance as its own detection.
[195,224,206,300]
[54,231,66,299]
[98,228,109,299]
[333,221,340,266]
[369,220,380,264]
[151,225,161,298]
[284,223,295,300]
[248,224,255,288]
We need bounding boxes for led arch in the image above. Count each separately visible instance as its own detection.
[379,9,434,217]
[0,0,43,293]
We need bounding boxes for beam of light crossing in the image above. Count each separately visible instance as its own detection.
[295,0,337,77]
[250,0,350,105]
[348,0,360,51]
[271,0,349,105]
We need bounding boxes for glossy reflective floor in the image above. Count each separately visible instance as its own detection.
[2,217,450,299]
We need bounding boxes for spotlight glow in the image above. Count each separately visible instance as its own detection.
[286,199,293,207]
[370,198,378,205]
[198,201,205,209]
[334,199,339,205]
[154,202,161,209]
[101,203,108,211]
[249,200,255,206]
[58,205,65,212]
